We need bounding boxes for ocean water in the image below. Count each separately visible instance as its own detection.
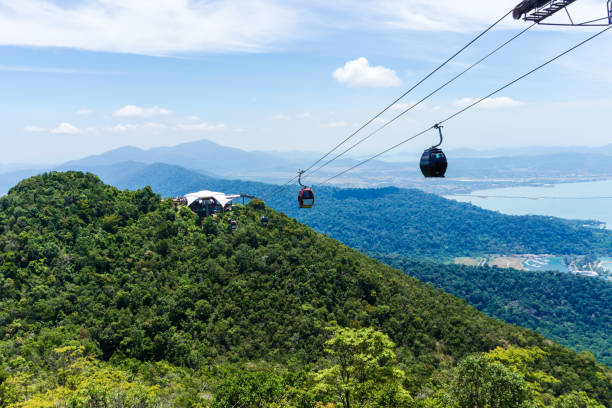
[447,179,612,229]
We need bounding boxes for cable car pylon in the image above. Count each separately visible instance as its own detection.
[514,0,612,26]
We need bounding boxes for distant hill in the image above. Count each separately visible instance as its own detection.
[1,171,610,406]
[4,139,612,194]
[61,139,308,183]
[449,144,612,158]
[67,161,612,259]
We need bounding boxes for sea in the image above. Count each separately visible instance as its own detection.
[447,179,612,230]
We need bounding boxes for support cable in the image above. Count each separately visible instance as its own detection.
[265,9,514,200]
[300,9,513,175]
[304,23,536,179]
[317,25,612,186]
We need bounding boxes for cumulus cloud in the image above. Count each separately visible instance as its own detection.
[77,108,92,115]
[51,122,82,134]
[274,113,289,120]
[178,122,225,131]
[24,125,45,132]
[333,57,401,88]
[453,96,522,109]
[113,105,170,117]
[0,0,299,55]
[296,112,312,119]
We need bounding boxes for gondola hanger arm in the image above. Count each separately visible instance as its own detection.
[432,124,444,148]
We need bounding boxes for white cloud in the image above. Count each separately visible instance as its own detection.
[373,118,390,125]
[321,121,353,128]
[77,109,92,115]
[389,102,425,112]
[24,125,45,132]
[178,122,225,131]
[306,0,538,32]
[453,96,523,109]
[110,122,167,132]
[113,105,170,117]
[0,0,299,55]
[333,57,401,88]
[276,112,312,119]
[51,122,82,134]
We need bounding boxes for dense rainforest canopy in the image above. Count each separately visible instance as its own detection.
[0,172,610,407]
[91,162,612,259]
[378,255,612,366]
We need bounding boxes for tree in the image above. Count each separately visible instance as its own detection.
[451,354,533,408]
[553,391,605,408]
[212,370,288,408]
[314,326,412,408]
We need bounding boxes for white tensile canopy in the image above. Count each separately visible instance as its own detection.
[184,190,241,207]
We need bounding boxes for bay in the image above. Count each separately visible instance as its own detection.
[446,179,612,230]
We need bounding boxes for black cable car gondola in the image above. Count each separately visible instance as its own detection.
[260,213,269,227]
[297,170,315,208]
[420,124,448,178]
[230,219,238,231]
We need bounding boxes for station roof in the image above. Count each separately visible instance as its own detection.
[184,190,240,207]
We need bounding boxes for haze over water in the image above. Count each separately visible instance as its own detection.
[448,179,612,229]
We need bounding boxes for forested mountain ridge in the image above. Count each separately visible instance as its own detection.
[0,172,610,407]
[52,161,612,258]
[378,255,612,366]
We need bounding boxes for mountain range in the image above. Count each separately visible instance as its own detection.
[3,138,612,194]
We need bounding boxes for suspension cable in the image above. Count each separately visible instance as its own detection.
[317,25,612,186]
[303,23,536,179]
[265,8,514,200]
[300,9,513,175]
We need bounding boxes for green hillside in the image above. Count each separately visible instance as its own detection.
[0,172,610,407]
[378,255,612,366]
[75,162,612,259]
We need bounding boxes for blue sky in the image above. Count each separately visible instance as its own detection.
[1,0,611,164]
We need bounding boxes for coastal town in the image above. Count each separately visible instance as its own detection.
[455,254,612,281]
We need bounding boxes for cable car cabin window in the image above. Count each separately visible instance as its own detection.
[298,188,315,208]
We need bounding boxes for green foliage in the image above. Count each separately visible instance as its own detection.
[0,172,610,407]
[378,255,612,366]
[451,354,532,408]
[212,370,289,408]
[553,391,606,408]
[101,167,612,258]
[313,326,412,408]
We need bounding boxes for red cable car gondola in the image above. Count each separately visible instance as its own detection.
[298,187,315,208]
[297,170,315,208]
